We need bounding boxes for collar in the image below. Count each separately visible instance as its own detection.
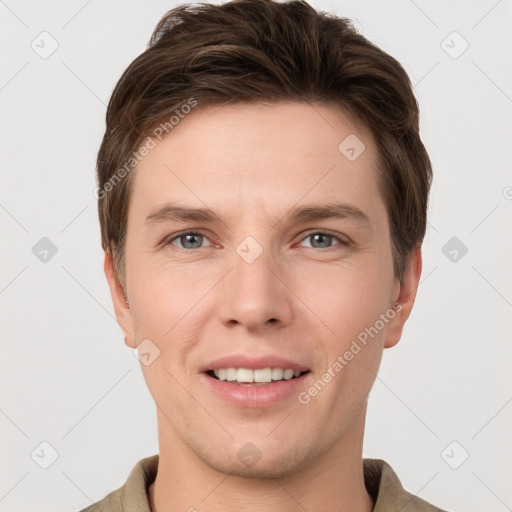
[108,454,444,512]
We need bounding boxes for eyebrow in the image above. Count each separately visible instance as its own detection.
[144,201,372,229]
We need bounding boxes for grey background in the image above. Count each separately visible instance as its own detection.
[1,1,511,511]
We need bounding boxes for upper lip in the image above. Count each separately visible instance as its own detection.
[199,354,310,373]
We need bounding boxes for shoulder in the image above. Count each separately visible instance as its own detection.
[363,458,451,512]
[77,487,123,512]
[75,454,159,512]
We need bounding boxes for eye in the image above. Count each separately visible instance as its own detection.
[167,230,213,250]
[297,231,349,250]
[165,230,349,251]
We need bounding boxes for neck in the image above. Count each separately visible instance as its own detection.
[149,405,374,512]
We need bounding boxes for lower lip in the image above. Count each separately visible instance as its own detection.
[200,372,311,408]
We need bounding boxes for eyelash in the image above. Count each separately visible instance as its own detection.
[165,229,350,251]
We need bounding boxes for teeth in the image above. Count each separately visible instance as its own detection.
[211,367,305,384]
[237,368,253,382]
[226,367,237,381]
[254,368,272,383]
[283,369,294,380]
[271,368,284,380]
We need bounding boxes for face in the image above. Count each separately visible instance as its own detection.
[106,102,421,478]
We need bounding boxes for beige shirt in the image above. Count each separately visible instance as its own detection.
[78,454,448,511]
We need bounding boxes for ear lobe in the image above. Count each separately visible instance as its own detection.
[383,246,423,349]
[103,250,136,348]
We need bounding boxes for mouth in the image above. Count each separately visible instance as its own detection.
[200,364,313,408]
[204,368,311,386]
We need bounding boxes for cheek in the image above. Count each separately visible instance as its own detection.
[303,269,390,413]
[127,250,198,330]
[303,259,391,325]
[299,259,393,384]
[128,264,209,372]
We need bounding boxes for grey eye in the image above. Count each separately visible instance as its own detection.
[169,231,212,250]
[299,232,346,249]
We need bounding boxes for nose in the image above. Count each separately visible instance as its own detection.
[218,242,293,331]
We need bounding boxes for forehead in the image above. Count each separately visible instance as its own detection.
[129,101,384,226]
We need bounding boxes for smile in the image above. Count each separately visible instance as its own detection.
[206,367,310,385]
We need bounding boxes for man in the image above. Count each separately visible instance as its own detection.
[84,0,448,510]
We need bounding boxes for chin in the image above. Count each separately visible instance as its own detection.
[208,456,306,480]
[196,441,312,480]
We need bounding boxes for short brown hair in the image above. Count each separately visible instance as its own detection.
[96,0,432,292]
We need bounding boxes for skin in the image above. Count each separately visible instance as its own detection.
[104,102,422,512]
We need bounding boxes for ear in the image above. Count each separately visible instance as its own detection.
[104,250,136,348]
[384,246,422,349]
